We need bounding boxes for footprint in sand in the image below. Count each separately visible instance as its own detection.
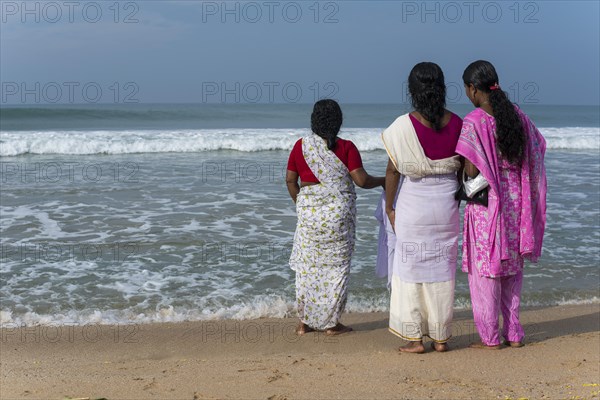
[316,362,339,371]
[267,369,290,383]
[561,361,582,369]
[142,377,158,390]
[267,395,288,400]
[237,367,268,372]
[193,392,215,400]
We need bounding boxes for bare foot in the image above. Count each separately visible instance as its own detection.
[503,340,524,348]
[430,342,449,352]
[469,341,501,350]
[398,341,425,354]
[325,323,353,336]
[296,322,314,336]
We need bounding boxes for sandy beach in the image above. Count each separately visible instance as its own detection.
[1,303,599,400]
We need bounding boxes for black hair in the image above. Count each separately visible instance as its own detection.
[311,99,342,151]
[408,62,447,131]
[462,60,526,165]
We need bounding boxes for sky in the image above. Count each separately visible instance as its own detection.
[1,0,599,105]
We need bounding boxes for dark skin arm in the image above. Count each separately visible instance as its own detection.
[349,167,385,189]
[464,158,480,178]
[285,170,300,203]
[384,158,400,232]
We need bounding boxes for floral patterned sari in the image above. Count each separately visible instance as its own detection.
[289,135,357,330]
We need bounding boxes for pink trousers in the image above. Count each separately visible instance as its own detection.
[468,270,525,346]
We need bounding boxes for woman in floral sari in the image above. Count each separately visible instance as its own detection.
[457,60,547,349]
[286,99,384,336]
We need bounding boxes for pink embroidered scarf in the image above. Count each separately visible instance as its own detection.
[456,107,547,275]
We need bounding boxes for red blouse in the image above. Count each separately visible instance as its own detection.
[287,137,363,183]
[409,112,463,160]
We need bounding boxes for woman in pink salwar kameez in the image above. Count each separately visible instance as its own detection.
[456,60,547,349]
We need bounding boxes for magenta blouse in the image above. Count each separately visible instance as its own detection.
[409,113,462,160]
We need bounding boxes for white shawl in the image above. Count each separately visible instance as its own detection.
[381,113,460,178]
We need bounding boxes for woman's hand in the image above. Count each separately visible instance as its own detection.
[385,158,400,233]
[386,209,395,232]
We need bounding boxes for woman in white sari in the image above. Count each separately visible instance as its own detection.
[382,63,462,353]
[286,100,384,336]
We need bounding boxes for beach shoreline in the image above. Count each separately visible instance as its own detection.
[1,303,599,399]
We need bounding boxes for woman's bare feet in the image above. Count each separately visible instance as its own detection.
[430,342,449,352]
[398,341,425,353]
[296,322,314,336]
[469,341,501,350]
[325,323,353,336]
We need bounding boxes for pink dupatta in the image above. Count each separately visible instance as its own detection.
[456,107,547,277]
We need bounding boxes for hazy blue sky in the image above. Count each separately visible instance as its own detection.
[1,0,599,105]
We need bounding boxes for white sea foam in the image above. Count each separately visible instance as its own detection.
[1,127,597,156]
[2,295,598,327]
[540,127,600,150]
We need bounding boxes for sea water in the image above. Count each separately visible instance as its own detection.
[1,103,598,326]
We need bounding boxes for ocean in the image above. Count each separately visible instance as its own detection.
[1,103,599,326]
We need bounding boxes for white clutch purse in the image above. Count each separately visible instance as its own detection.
[463,170,489,198]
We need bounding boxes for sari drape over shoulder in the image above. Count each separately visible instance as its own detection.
[381,113,461,178]
[455,107,547,278]
[289,135,357,330]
